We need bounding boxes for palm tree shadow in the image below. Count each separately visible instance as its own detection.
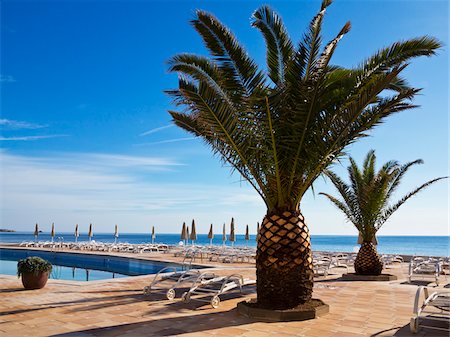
[49,308,258,337]
[399,280,438,287]
[0,291,148,317]
[0,287,29,293]
[0,282,256,318]
[370,326,403,336]
[374,322,450,336]
[313,277,348,283]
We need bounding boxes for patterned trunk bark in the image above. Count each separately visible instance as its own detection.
[256,210,314,309]
[354,242,383,275]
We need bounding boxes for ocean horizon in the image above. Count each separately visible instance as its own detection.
[1,232,449,257]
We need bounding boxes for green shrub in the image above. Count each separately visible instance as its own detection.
[17,256,52,278]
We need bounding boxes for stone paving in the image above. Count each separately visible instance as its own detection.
[0,248,448,337]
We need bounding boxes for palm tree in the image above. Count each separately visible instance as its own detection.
[166,0,441,309]
[320,151,446,275]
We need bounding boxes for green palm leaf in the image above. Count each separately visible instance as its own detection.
[251,6,294,85]
[168,0,442,214]
[321,151,447,241]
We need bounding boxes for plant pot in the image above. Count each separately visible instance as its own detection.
[21,271,49,290]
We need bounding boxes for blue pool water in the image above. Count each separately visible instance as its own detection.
[0,248,191,281]
[1,232,449,256]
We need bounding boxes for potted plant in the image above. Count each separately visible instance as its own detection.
[17,256,52,289]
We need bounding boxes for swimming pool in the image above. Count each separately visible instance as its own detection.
[0,248,195,281]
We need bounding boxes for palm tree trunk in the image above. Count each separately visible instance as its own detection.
[354,242,383,275]
[256,210,314,309]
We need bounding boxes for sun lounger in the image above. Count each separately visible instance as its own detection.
[314,258,332,276]
[409,258,441,285]
[382,254,403,267]
[410,286,450,333]
[181,273,256,308]
[143,266,216,300]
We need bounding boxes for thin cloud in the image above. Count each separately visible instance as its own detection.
[80,153,183,169]
[0,135,67,141]
[0,150,264,232]
[135,137,196,146]
[139,124,174,136]
[0,118,47,130]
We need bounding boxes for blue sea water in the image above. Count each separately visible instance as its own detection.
[1,232,449,257]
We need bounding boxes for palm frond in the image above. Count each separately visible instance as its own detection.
[313,21,351,81]
[193,10,266,96]
[385,159,423,200]
[319,192,358,225]
[323,169,360,221]
[285,0,333,193]
[377,176,448,229]
[167,53,236,108]
[252,5,294,85]
[354,37,441,91]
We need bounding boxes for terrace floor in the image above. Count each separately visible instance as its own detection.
[0,247,448,337]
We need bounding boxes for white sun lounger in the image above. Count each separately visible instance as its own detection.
[409,259,441,285]
[410,286,450,333]
[181,273,256,308]
[143,267,216,300]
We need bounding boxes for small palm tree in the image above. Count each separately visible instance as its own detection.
[320,150,446,275]
[167,0,440,309]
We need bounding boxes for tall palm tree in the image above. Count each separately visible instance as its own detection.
[320,150,446,275]
[166,0,440,309]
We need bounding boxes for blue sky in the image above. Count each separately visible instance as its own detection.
[1,0,448,236]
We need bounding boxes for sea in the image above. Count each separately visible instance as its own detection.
[1,232,449,257]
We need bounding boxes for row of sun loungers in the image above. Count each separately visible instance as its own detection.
[173,246,256,264]
[313,252,355,276]
[143,268,449,330]
[19,241,169,253]
[19,241,450,279]
[143,267,256,309]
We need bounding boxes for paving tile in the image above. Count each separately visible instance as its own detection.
[1,247,448,337]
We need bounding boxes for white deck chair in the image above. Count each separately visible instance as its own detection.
[314,258,332,277]
[409,259,441,285]
[181,273,256,308]
[410,286,450,333]
[143,266,216,300]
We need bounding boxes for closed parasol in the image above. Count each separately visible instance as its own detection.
[50,223,55,243]
[75,224,79,243]
[207,224,214,246]
[190,219,197,245]
[180,222,188,244]
[88,223,93,241]
[245,224,250,246]
[34,223,39,242]
[222,223,227,246]
[229,218,235,246]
